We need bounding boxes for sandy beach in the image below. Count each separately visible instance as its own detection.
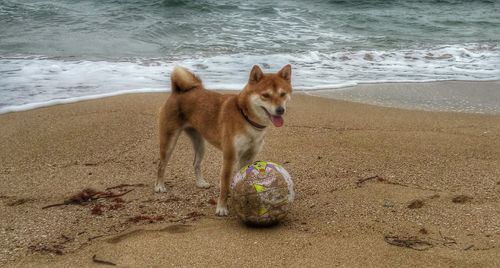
[308,81,500,114]
[1,82,499,267]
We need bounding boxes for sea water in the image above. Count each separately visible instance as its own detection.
[1,0,499,113]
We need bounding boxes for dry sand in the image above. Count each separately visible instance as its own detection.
[1,83,499,267]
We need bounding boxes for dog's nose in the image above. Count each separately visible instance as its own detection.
[275,106,285,115]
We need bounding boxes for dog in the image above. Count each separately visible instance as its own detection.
[156,64,292,216]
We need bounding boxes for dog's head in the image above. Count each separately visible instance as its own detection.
[243,64,292,128]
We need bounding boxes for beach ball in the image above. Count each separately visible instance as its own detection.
[230,161,294,225]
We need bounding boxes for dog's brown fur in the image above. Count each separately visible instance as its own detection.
[156,65,292,216]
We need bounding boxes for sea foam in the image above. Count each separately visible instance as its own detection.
[0,43,499,114]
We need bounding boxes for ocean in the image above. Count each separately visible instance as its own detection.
[1,0,499,113]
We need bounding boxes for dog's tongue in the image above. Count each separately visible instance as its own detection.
[271,115,284,127]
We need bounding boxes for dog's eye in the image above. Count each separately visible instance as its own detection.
[280,92,286,97]
[261,93,270,98]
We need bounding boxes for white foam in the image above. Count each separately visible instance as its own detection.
[295,82,358,91]
[0,88,166,114]
[1,43,499,114]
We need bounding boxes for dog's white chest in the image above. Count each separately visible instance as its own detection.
[233,130,266,162]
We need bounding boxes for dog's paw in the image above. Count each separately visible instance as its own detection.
[154,182,168,193]
[215,205,229,217]
[196,179,211,189]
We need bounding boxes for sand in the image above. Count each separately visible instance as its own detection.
[1,83,499,267]
[309,80,500,114]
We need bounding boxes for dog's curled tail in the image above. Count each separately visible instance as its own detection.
[170,66,202,93]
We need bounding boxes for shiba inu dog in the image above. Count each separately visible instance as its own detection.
[156,65,292,216]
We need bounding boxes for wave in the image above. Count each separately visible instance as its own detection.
[0,43,499,114]
[0,88,165,114]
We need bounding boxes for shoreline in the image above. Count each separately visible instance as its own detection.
[305,80,500,114]
[1,80,499,115]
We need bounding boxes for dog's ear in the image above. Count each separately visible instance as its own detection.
[278,64,292,82]
[249,65,264,84]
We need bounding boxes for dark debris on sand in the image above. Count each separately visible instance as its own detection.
[452,195,473,204]
[407,199,424,209]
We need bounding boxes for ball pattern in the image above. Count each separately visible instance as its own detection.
[230,161,294,225]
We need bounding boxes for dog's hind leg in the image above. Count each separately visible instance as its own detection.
[156,119,182,193]
[185,128,210,188]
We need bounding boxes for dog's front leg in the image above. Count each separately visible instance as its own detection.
[216,149,235,216]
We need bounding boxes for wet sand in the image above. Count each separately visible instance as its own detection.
[308,80,500,114]
[1,83,499,267]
